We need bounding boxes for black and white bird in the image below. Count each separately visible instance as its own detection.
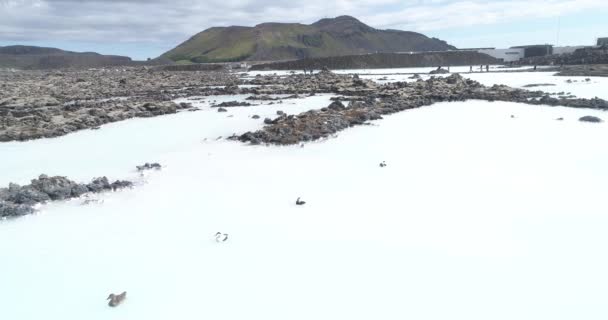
[215,232,228,242]
[379,161,387,168]
[107,291,127,307]
[296,197,306,206]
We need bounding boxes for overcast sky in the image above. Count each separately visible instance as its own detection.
[1,0,607,60]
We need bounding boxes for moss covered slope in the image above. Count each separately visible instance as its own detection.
[160,16,455,63]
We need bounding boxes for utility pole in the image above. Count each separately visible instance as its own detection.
[555,16,561,47]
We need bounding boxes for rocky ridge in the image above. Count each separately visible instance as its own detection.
[0,175,133,218]
[0,68,240,141]
[234,73,608,145]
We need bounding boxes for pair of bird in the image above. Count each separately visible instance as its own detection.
[107,198,305,308]
[215,232,228,242]
[379,161,387,168]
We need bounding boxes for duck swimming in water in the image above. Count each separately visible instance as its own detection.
[107,291,127,307]
[296,197,306,206]
[215,232,228,242]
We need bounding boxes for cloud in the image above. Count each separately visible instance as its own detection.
[1,0,607,52]
[368,0,608,31]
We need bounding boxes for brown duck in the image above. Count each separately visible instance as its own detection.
[107,291,127,307]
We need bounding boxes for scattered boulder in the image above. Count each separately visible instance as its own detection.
[136,163,162,171]
[0,201,34,218]
[110,180,134,190]
[212,101,252,108]
[179,102,191,108]
[86,177,111,193]
[252,115,260,119]
[523,83,556,88]
[217,107,228,112]
[429,67,449,74]
[30,174,79,200]
[7,185,51,205]
[327,101,346,111]
[579,115,602,123]
[246,95,281,101]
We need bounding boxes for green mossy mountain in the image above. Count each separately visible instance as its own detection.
[160,16,456,63]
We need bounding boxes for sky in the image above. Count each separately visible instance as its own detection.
[1,0,607,60]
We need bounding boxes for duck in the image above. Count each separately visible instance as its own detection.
[215,232,228,242]
[107,291,127,307]
[296,197,306,206]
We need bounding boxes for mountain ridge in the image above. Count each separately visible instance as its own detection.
[160,16,456,63]
[0,45,135,69]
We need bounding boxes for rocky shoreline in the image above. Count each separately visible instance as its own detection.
[555,64,608,77]
[0,67,242,141]
[0,175,133,218]
[2,68,607,214]
[2,67,607,144]
[0,67,376,141]
[233,73,608,145]
[250,51,498,70]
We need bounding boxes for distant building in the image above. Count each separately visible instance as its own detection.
[456,40,601,63]
[457,47,524,62]
[553,46,588,55]
[478,48,524,62]
[510,45,553,58]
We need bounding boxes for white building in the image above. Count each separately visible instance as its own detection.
[476,48,524,62]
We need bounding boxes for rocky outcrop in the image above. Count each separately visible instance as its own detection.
[0,100,188,142]
[246,70,378,95]
[429,67,449,74]
[579,115,602,123]
[0,67,239,142]
[136,163,162,171]
[212,101,253,108]
[0,175,132,218]
[234,73,608,145]
[523,83,556,88]
[555,64,608,77]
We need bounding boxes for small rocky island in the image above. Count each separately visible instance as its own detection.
[0,175,133,218]
[234,72,608,145]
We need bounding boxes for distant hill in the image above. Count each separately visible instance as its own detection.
[0,45,135,69]
[160,15,456,63]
